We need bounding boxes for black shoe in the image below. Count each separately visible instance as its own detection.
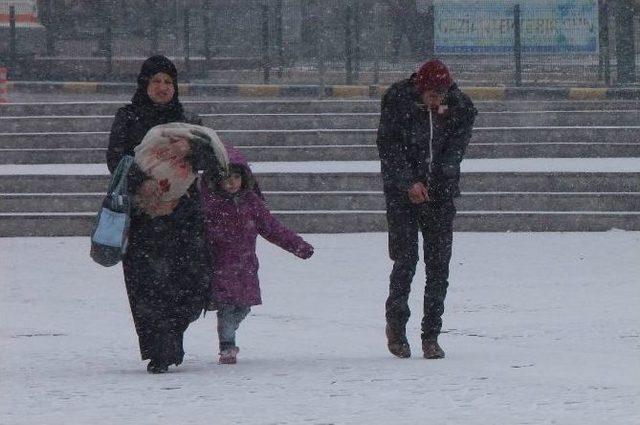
[386,324,411,358]
[422,338,445,359]
[147,360,169,374]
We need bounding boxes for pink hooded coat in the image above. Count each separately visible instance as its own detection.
[200,148,313,307]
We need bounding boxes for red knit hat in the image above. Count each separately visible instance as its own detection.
[415,59,453,94]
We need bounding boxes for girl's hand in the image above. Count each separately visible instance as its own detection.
[296,242,314,259]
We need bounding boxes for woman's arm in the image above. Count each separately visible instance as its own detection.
[107,108,134,173]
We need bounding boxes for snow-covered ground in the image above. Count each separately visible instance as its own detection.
[2,157,640,175]
[1,232,639,425]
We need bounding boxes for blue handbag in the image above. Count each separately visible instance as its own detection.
[90,155,135,267]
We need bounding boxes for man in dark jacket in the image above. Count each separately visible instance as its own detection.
[376,59,476,359]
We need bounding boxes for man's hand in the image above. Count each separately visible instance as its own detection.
[408,182,429,204]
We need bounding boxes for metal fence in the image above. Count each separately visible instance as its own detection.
[0,0,638,86]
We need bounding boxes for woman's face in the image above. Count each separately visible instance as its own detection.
[146,72,175,105]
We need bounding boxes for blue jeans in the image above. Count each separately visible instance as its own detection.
[217,304,251,351]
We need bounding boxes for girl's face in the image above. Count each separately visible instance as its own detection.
[220,172,242,194]
[147,72,175,105]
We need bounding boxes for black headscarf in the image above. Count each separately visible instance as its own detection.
[131,55,184,124]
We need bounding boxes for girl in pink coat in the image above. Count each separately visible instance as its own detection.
[200,153,314,364]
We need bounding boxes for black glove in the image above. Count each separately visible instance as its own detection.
[186,130,220,175]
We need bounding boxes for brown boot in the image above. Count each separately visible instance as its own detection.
[422,337,445,359]
[386,324,411,358]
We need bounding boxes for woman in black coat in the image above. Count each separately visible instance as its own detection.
[107,55,218,374]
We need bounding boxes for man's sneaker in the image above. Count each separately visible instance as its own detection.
[219,346,240,364]
[386,324,411,358]
[422,338,445,359]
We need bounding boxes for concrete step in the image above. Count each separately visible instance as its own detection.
[1,100,376,116]
[2,99,639,116]
[2,172,638,193]
[1,210,638,236]
[202,111,640,129]
[201,110,640,129]
[1,127,639,150]
[1,141,638,164]
[2,111,640,132]
[200,68,604,86]
[2,191,638,213]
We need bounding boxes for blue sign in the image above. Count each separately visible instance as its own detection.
[434,0,598,54]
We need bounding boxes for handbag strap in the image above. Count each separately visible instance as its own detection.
[108,155,135,196]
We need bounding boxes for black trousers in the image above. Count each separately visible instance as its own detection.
[123,253,190,366]
[384,193,456,340]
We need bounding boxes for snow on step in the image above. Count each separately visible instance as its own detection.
[1,158,640,175]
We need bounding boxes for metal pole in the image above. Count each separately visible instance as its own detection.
[373,6,382,85]
[426,5,435,58]
[9,6,17,70]
[598,0,605,80]
[203,0,211,62]
[345,4,353,85]
[184,8,191,80]
[354,0,361,81]
[151,7,160,55]
[513,4,522,87]
[45,1,55,55]
[276,0,284,78]
[104,1,113,77]
[614,0,636,84]
[599,0,611,86]
[318,16,326,97]
[373,57,379,85]
[262,3,270,84]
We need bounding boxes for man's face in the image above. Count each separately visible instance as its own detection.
[421,89,446,110]
[146,72,175,105]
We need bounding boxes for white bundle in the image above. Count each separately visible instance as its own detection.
[134,122,229,202]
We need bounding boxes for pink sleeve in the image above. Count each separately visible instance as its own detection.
[252,194,313,257]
